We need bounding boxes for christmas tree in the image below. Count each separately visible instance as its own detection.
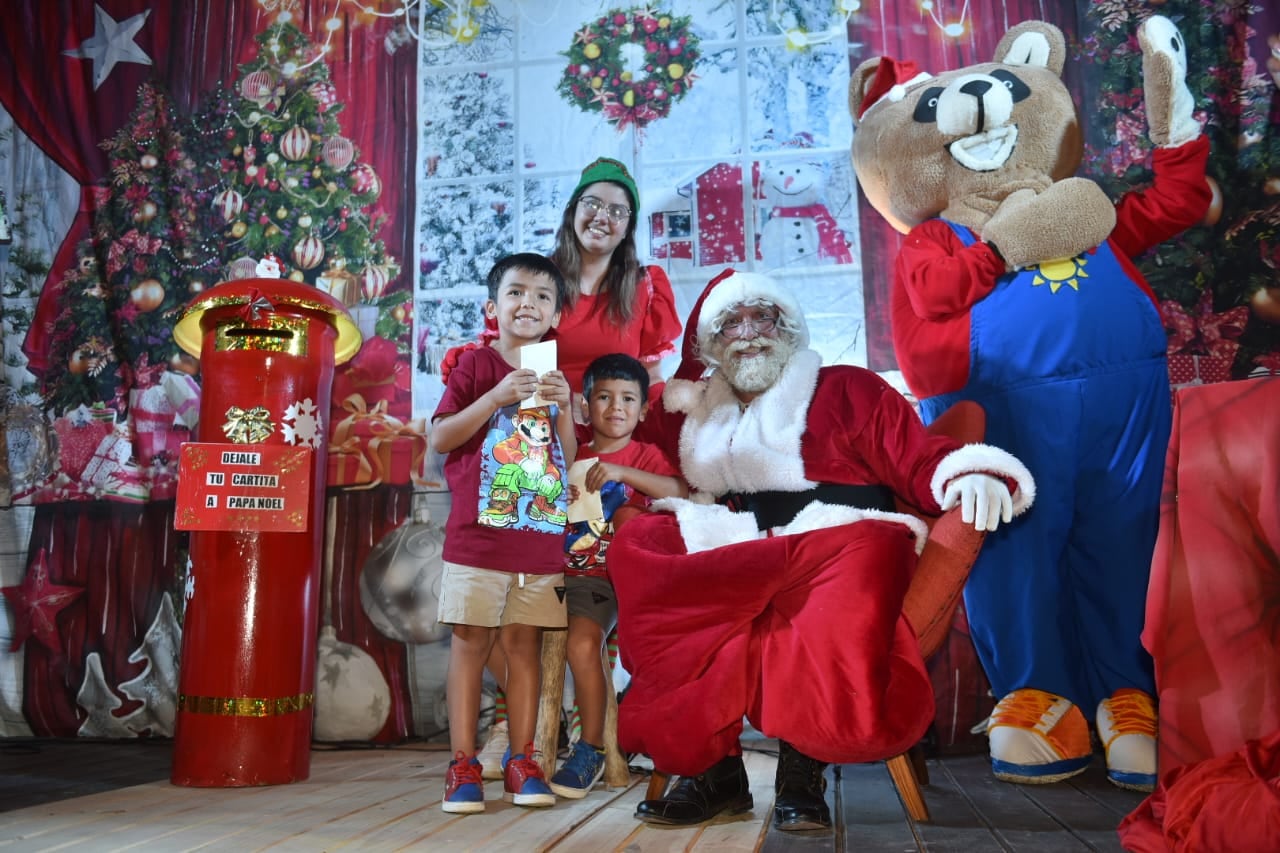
[213,19,399,296]
[42,83,216,415]
[1078,2,1280,378]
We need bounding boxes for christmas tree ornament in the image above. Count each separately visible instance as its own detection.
[1201,176,1222,227]
[2,549,85,654]
[292,233,325,270]
[78,255,98,274]
[1250,286,1280,325]
[130,278,166,312]
[312,626,392,742]
[277,124,309,161]
[68,348,92,375]
[140,153,158,169]
[322,135,354,170]
[212,188,244,222]
[265,223,281,238]
[170,351,200,375]
[350,163,381,197]
[297,213,313,228]
[240,69,282,110]
[276,206,289,220]
[133,200,158,223]
[227,255,258,279]
[358,514,449,644]
[308,80,338,112]
[229,221,248,238]
[361,264,390,301]
[392,303,409,324]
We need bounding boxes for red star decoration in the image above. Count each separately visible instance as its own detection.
[1,549,84,655]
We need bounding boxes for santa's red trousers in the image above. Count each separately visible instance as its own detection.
[608,512,935,776]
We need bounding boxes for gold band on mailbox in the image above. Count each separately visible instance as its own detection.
[178,692,315,717]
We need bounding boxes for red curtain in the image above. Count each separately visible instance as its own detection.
[847,2,1081,370]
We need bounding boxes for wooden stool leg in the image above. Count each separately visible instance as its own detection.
[886,752,930,822]
[535,628,568,779]
[601,643,630,787]
[645,770,671,801]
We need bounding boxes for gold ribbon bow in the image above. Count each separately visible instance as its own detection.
[222,406,274,444]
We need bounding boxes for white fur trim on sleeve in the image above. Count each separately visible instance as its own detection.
[652,497,762,554]
[929,443,1036,515]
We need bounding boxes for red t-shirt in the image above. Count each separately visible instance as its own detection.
[564,439,680,579]
[433,345,569,574]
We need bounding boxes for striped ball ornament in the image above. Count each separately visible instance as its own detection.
[280,125,312,161]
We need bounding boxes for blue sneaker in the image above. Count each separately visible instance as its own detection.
[503,744,556,807]
[442,752,485,814]
[550,740,607,799]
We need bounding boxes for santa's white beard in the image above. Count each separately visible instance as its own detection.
[719,338,795,394]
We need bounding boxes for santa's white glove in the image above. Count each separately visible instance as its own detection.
[941,473,1014,532]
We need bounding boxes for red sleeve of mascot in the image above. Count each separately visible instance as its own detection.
[1109,136,1211,259]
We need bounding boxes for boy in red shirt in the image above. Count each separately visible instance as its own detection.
[431,253,576,813]
[549,353,687,798]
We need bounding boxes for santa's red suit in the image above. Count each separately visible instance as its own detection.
[607,271,1035,777]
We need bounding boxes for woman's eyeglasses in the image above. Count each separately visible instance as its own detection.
[717,313,778,340]
[578,195,631,224]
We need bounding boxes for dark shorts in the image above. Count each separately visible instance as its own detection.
[564,574,617,631]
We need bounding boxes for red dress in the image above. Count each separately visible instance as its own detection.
[555,265,680,393]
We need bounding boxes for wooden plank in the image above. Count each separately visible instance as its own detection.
[934,755,1095,852]
[833,763,922,853]
[1017,764,1142,851]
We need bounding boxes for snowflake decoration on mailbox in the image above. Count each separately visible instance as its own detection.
[281,398,323,448]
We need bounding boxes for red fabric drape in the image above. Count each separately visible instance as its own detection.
[847,2,1081,370]
[1141,377,1280,779]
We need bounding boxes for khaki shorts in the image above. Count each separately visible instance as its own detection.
[565,574,617,632]
[437,560,568,628]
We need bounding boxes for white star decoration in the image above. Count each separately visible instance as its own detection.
[63,5,153,90]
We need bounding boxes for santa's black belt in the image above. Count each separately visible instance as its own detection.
[719,484,894,531]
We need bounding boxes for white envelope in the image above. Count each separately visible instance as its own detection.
[519,339,557,409]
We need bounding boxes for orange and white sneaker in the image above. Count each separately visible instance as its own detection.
[987,688,1092,783]
[1096,688,1157,792]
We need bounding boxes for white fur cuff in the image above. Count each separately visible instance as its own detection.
[930,443,1036,515]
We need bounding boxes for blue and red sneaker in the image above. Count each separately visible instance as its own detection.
[442,751,485,814]
[503,744,556,807]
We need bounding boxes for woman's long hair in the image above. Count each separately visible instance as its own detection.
[550,180,643,327]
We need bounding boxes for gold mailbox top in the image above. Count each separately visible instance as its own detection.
[174,278,363,365]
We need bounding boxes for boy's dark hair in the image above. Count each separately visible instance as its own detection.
[582,353,649,402]
[486,252,570,311]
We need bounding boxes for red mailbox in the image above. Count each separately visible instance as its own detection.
[170,279,361,787]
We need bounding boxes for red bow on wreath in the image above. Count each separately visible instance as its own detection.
[1160,290,1249,360]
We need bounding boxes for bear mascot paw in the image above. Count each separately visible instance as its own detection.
[848,15,1211,791]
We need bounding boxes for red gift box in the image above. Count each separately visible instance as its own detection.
[330,336,412,421]
[1168,353,1234,389]
[329,394,435,489]
[327,436,374,487]
[54,416,112,481]
[1161,292,1247,390]
[129,382,191,466]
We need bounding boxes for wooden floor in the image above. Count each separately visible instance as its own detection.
[0,737,1146,852]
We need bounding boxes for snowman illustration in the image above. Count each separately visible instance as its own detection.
[757,153,852,268]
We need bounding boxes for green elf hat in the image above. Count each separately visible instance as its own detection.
[571,156,639,212]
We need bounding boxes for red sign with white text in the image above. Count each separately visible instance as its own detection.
[175,443,313,532]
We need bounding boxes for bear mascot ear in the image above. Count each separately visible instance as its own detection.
[992,20,1067,74]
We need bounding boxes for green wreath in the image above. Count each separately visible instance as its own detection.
[557,7,700,132]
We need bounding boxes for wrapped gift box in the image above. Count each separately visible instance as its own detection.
[329,394,430,489]
[54,414,113,481]
[1168,353,1234,389]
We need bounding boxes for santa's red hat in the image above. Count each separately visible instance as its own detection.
[673,269,808,381]
[857,57,931,118]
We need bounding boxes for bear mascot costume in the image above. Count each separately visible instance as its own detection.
[848,15,1210,791]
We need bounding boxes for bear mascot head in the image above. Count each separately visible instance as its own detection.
[845,15,1210,794]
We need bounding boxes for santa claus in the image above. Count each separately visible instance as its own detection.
[608,270,1036,831]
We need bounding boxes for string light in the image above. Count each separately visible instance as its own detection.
[772,0,860,50]
[918,0,971,39]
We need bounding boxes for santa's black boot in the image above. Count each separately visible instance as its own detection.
[773,741,832,831]
[634,754,753,825]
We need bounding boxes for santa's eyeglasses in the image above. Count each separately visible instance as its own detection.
[578,195,631,224]
[717,313,779,340]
